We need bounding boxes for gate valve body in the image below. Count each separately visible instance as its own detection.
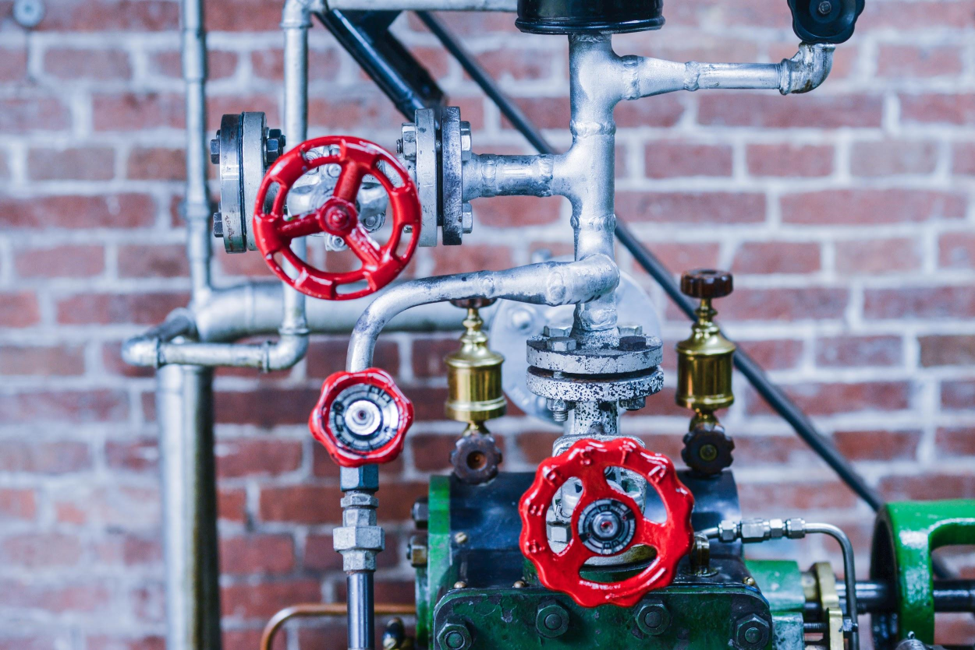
[520,437,695,608]
[310,368,414,467]
[253,135,422,301]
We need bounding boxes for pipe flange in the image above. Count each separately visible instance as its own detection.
[526,366,664,403]
[405,108,440,248]
[527,333,662,375]
[440,106,466,245]
[212,112,281,253]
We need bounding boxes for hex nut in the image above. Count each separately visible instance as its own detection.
[547,336,578,352]
[734,613,770,650]
[400,124,418,161]
[437,622,471,650]
[542,325,571,338]
[209,136,220,165]
[407,534,428,568]
[635,601,670,636]
[535,602,569,638]
[459,121,472,161]
[411,498,429,529]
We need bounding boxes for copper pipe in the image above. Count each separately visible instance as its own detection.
[260,603,416,650]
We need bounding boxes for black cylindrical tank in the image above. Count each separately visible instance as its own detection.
[516,0,665,35]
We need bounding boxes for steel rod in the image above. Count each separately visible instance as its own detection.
[260,603,416,650]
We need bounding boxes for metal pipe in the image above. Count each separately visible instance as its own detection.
[181,0,212,305]
[328,0,515,9]
[347,573,375,650]
[260,603,415,650]
[462,153,556,201]
[806,522,859,650]
[346,255,619,372]
[158,365,221,650]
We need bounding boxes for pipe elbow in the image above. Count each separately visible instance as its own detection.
[780,43,834,95]
[264,331,310,372]
[281,0,321,29]
[122,337,161,368]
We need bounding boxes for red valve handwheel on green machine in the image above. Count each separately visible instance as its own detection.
[253,135,422,301]
[520,437,695,608]
[310,368,414,467]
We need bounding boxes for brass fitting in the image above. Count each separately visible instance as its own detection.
[675,270,736,428]
[444,299,506,431]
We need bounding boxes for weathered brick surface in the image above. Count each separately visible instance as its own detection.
[1,4,974,648]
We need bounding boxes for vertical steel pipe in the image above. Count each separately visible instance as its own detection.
[347,573,375,650]
[158,365,222,650]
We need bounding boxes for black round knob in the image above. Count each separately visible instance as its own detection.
[682,422,735,476]
[450,297,496,310]
[680,269,733,300]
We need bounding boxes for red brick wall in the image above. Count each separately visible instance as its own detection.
[1,1,974,648]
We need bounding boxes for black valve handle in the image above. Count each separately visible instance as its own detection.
[788,0,865,44]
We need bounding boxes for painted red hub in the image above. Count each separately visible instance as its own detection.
[253,135,422,301]
[519,437,695,608]
[309,368,414,467]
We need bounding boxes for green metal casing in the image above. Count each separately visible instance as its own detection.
[871,499,975,647]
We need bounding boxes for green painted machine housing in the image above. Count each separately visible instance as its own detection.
[415,473,807,650]
[871,499,975,649]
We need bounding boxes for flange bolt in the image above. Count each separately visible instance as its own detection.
[209,134,220,165]
[535,602,570,638]
[635,601,670,636]
[438,622,471,650]
[734,614,771,650]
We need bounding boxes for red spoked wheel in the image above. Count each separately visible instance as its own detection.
[253,136,421,301]
[519,438,695,608]
[309,368,414,467]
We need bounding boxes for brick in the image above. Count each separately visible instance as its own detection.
[0,488,36,521]
[942,379,975,411]
[512,97,569,130]
[471,195,562,227]
[57,292,188,325]
[150,50,237,80]
[732,241,820,274]
[37,1,179,30]
[738,480,857,513]
[203,0,284,31]
[404,386,451,422]
[919,335,975,367]
[939,232,975,269]
[865,286,975,320]
[105,438,158,472]
[220,535,295,575]
[746,381,910,416]
[699,94,883,129]
[0,291,40,327]
[258,486,342,524]
[644,142,732,178]
[0,533,84,568]
[815,335,902,368]
[935,427,975,457]
[0,344,86,376]
[0,97,70,132]
[126,147,186,181]
[0,579,113,614]
[306,338,399,379]
[376,481,429,523]
[782,189,965,225]
[0,440,92,474]
[411,434,459,472]
[835,238,921,274]
[312,442,403,480]
[879,473,975,501]
[86,636,165,650]
[44,48,130,80]
[0,46,27,81]
[27,147,115,181]
[218,488,247,523]
[642,242,720,272]
[517,431,560,464]
[430,244,514,275]
[615,95,686,128]
[215,388,320,427]
[0,635,62,650]
[93,532,162,567]
[412,336,458,379]
[308,95,399,132]
[250,48,339,82]
[92,93,184,131]
[953,143,975,176]
[730,435,817,467]
[0,389,128,423]
[0,194,156,229]
[832,429,921,461]
[900,94,975,126]
[617,191,765,224]
[746,143,833,177]
[877,45,964,78]
[478,48,554,81]
[702,287,847,322]
[303,534,344,572]
[53,485,160,528]
[216,438,302,478]
[118,244,189,278]
[737,339,804,371]
[859,2,974,30]
[850,140,938,177]
[14,244,105,278]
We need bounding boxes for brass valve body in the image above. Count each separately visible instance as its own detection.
[675,270,736,425]
[445,306,506,427]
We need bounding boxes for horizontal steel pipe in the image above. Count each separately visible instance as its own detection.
[347,255,619,372]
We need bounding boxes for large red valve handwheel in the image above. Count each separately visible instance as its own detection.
[309,368,414,467]
[253,135,422,301]
[519,437,695,608]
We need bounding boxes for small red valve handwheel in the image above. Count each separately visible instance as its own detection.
[309,368,414,467]
[253,136,422,301]
[520,437,695,608]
